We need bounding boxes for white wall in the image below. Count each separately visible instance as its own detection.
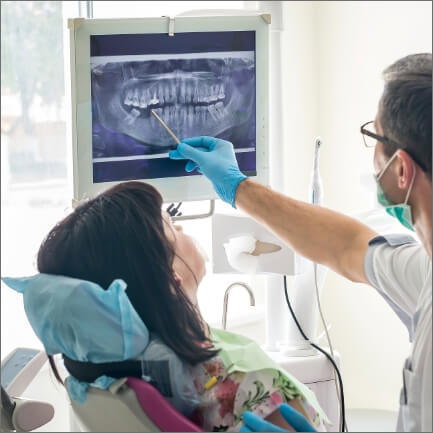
[294,0,431,412]
[281,1,320,201]
[272,0,431,413]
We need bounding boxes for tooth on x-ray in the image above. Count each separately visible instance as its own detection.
[125,108,140,125]
[91,55,255,150]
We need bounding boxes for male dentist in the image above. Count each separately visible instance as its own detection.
[170,53,432,432]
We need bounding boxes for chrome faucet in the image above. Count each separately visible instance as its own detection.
[222,282,255,330]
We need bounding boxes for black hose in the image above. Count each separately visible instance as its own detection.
[283,276,346,432]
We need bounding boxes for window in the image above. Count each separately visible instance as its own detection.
[1,1,261,360]
[1,1,79,357]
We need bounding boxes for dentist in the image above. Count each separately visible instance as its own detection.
[170,53,432,432]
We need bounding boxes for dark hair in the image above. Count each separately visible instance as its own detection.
[379,53,432,176]
[38,181,218,378]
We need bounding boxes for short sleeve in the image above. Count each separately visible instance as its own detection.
[364,234,430,339]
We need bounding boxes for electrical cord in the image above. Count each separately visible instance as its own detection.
[283,275,346,432]
[313,265,348,432]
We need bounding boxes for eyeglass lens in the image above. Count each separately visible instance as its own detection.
[363,122,377,148]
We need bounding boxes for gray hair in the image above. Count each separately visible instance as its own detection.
[379,53,432,175]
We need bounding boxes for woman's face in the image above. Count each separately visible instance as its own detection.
[162,211,206,302]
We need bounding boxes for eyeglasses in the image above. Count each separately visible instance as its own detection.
[360,120,401,148]
[360,120,428,172]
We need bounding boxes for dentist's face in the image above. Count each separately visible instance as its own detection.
[373,117,403,203]
[162,211,206,299]
[373,118,389,173]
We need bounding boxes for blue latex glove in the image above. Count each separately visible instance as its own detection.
[169,136,247,207]
[240,403,317,432]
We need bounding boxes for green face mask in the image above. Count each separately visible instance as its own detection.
[375,152,416,232]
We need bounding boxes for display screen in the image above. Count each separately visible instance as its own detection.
[90,31,256,183]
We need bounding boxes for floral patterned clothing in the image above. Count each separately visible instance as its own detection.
[189,356,326,432]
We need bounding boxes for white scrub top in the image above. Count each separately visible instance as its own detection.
[364,234,432,432]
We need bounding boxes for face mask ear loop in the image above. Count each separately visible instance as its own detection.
[403,163,416,205]
[377,152,398,181]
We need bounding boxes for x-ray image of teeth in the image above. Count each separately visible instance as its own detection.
[90,31,256,183]
[91,54,255,152]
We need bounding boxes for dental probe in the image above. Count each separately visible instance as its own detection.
[151,109,181,145]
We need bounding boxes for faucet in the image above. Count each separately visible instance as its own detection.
[222,282,255,330]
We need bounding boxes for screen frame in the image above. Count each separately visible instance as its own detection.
[69,14,269,203]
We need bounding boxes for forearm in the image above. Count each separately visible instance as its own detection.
[235,179,377,283]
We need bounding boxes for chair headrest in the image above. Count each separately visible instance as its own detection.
[2,273,149,363]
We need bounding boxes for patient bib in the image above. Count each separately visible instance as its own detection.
[210,328,330,425]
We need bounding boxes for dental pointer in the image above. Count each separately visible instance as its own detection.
[151,109,184,217]
[151,109,181,145]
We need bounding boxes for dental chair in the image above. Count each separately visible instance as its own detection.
[1,347,201,432]
[2,275,204,432]
[69,377,202,432]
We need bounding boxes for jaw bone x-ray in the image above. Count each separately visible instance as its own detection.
[90,31,256,183]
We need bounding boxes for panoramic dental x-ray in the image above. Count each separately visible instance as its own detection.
[90,31,256,183]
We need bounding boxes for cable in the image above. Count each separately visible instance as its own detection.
[284,275,346,432]
[313,264,348,432]
[283,275,346,432]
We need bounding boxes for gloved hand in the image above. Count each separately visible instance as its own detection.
[169,136,247,207]
[240,403,317,432]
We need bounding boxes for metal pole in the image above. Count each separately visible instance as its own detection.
[254,1,288,352]
[86,0,93,19]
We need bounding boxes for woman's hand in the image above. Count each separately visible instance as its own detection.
[240,403,317,432]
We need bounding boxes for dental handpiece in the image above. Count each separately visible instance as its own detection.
[310,137,323,205]
[151,109,181,145]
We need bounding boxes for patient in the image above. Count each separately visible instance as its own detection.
[34,181,326,432]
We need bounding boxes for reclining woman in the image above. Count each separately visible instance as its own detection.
[5,181,328,432]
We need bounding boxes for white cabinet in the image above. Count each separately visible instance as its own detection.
[267,350,341,432]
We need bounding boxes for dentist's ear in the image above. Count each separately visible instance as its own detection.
[396,150,416,189]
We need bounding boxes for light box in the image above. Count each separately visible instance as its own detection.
[68,14,270,203]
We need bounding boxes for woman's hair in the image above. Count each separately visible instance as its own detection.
[38,181,218,379]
